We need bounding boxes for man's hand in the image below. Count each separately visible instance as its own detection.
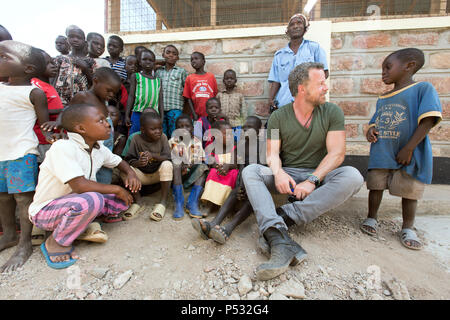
[396,146,413,166]
[366,127,378,143]
[274,169,296,195]
[293,180,316,200]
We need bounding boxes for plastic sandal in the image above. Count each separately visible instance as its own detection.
[150,203,166,222]
[77,222,108,243]
[360,218,378,236]
[122,203,141,221]
[400,228,423,250]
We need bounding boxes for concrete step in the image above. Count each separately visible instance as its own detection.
[273,184,450,218]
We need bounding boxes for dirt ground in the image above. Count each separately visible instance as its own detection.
[0,190,449,300]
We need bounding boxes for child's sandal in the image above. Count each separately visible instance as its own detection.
[360,218,378,236]
[150,203,166,222]
[122,203,141,221]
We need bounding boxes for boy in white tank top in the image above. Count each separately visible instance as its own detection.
[0,40,51,272]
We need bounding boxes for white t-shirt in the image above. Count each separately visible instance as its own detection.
[28,132,122,218]
[0,83,39,161]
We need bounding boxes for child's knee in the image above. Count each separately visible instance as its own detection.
[159,161,173,181]
[78,192,106,214]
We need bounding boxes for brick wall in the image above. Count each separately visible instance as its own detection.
[124,26,450,157]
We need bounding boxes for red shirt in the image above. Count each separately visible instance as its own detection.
[31,78,64,144]
[183,72,218,118]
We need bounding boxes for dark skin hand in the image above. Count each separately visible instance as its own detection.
[396,117,436,166]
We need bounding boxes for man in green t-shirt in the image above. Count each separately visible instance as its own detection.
[242,62,364,281]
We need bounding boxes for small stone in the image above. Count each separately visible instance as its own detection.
[276,279,306,299]
[356,285,366,296]
[99,285,109,296]
[279,274,287,282]
[386,278,410,300]
[246,291,260,300]
[89,267,109,279]
[370,293,384,300]
[238,275,253,296]
[229,293,240,300]
[269,292,289,300]
[383,289,391,296]
[113,270,133,290]
[86,293,97,300]
[259,287,269,297]
[204,266,215,273]
[187,245,196,251]
[75,290,87,299]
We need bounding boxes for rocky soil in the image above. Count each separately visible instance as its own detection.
[0,192,449,300]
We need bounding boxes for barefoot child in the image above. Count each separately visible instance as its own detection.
[29,104,141,269]
[0,41,50,272]
[155,45,188,138]
[217,69,247,141]
[123,112,173,221]
[192,116,262,243]
[183,52,218,120]
[125,49,164,135]
[361,48,442,250]
[170,114,208,220]
[200,120,239,217]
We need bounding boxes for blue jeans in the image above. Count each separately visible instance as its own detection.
[242,164,364,234]
[129,112,142,136]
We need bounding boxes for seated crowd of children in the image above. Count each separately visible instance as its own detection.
[0,24,258,271]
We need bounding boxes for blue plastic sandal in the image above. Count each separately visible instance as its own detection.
[40,242,77,269]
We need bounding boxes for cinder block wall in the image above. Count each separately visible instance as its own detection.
[124,27,450,157]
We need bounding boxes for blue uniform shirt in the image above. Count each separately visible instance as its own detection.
[368,82,442,184]
[268,39,328,107]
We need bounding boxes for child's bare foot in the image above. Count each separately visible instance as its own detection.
[0,241,32,273]
[44,236,79,263]
[0,233,19,252]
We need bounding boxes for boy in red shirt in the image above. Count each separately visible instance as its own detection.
[183,52,218,120]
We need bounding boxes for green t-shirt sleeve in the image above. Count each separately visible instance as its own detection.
[266,111,280,140]
[328,103,345,131]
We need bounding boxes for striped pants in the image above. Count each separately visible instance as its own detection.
[32,192,128,247]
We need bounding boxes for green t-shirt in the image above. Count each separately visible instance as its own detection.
[266,102,345,169]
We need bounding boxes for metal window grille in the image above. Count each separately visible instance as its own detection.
[106,0,450,33]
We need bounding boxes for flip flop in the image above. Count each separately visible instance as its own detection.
[400,228,423,250]
[209,225,230,244]
[31,226,46,246]
[150,203,166,222]
[77,222,108,243]
[360,218,378,236]
[122,203,141,221]
[40,242,77,269]
[191,218,211,240]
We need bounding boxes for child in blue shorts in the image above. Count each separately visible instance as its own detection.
[361,48,442,250]
[0,40,51,272]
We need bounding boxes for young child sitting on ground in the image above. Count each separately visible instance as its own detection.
[183,52,218,120]
[125,49,164,136]
[199,120,239,217]
[361,48,442,250]
[0,40,50,272]
[155,45,188,138]
[217,69,247,141]
[123,112,173,222]
[54,26,95,106]
[170,114,209,220]
[29,104,141,269]
[195,97,228,150]
[87,32,110,70]
[192,116,262,243]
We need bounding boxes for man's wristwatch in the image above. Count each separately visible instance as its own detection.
[306,174,320,188]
